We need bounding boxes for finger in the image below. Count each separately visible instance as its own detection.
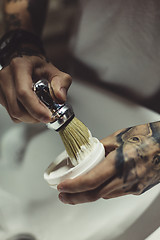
[103,189,132,199]
[11,57,52,123]
[102,182,139,199]
[58,176,131,205]
[6,91,39,123]
[58,185,134,204]
[58,189,100,205]
[50,71,72,102]
[34,63,72,102]
[10,116,21,123]
[100,128,128,149]
[10,100,39,123]
[0,86,7,108]
[1,68,39,123]
[102,178,139,199]
[98,177,126,197]
[57,151,117,193]
[0,86,21,123]
[58,175,121,205]
[100,135,120,154]
[0,67,10,108]
[16,101,39,123]
[59,179,138,205]
[98,177,136,197]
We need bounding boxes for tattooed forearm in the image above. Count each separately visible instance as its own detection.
[3,0,30,32]
[115,121,160,194]
[2,0,49,35]
[6,0,23,3]
[4,13,21,29]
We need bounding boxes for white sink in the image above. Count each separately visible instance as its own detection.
[0,79,159,240]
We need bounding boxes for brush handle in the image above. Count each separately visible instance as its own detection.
[33,79,64,112]
[33,79,74,131]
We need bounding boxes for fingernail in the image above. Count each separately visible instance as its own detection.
[57,187,63,192]
[57,185,65,192]
[59,194,67,204]
[41,112,52,123]
[41,116,51,123]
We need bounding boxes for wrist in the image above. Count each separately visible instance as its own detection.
[0,29,45,68]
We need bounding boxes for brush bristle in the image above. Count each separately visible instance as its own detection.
[59,117,91,165]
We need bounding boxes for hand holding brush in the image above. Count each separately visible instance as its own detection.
[33,79,98,166]
[33,79,105,189]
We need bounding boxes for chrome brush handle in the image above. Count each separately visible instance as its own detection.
[33,79,62,112]
[33,79,74,131]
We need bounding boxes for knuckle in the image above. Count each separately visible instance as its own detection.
[16,87,28,99]
[10,57,21,67]
[0,68,8,81]
[62,73,72,84]
[85,178,97,190]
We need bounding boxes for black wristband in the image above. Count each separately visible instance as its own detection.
[9,47,49,62]
[0,29,45,68]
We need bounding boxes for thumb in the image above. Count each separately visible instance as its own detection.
[50,72,72,102]
[100,135,119,155]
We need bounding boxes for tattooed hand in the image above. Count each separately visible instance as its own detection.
[57,122,160,204]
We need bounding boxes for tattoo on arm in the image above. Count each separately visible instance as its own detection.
[5,13,21,29]
[3,0,49,35]
[6,0,23,2]
[115,121,160,194]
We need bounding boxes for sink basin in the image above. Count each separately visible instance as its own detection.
[0,79,159,240]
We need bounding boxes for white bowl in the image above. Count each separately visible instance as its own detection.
[44,138,105,188]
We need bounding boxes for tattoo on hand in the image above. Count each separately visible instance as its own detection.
[115,122,160,194]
